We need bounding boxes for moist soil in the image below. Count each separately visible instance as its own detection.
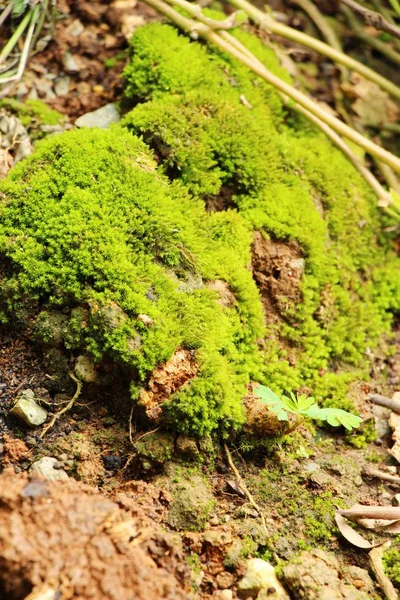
[1,1,400,599]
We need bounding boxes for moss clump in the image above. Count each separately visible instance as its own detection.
[122,22,400,407]
[384,540,400,589]
[0,98,65,134]
[0,127,265,435]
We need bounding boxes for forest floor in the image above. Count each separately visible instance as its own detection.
[1,1,400,599]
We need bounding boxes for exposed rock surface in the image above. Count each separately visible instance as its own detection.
[0,470,190,600]
[10,390,48,427]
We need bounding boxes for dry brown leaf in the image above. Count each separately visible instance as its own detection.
[343,74,399,127]
[335,513,374,549]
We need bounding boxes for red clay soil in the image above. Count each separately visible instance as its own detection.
[0,470,190,600]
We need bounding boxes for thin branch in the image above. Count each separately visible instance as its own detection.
[224,443,268,537]
[340,0,400,40]
[291,0,343,51]
[362,467,400,485]
[39,372,82,439]
[341,4,400,66]
[226,0,400,101]
[369,393,400,414]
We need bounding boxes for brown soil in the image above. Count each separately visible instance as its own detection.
[251,231,305,323]
[139,348,199,422]
[0,469,190,600]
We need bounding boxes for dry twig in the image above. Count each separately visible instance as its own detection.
[224,443,268,537]
[340,0,400,40]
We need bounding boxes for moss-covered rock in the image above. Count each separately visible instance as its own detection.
[0,127,263,435]
[122,22,400,408]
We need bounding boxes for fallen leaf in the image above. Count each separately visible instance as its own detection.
[335,513,374,549]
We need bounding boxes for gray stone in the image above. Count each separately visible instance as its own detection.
[10,390,48,427]
[75,103,120,129]
[74,354,97,383]
[29,457,69,481]
[238,558,290,598]
[54,76,71,97]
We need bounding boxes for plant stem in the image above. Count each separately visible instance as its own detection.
[0,8,31,64]
[155,0,400,173]
[340,0,400,40]
[341,4,400,66]
[291,0,343,51]
[219,30,390,203]
[227,0,400,101]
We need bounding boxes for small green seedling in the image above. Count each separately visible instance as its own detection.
[254,385,362,431]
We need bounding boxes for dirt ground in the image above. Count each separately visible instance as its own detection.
[1,1,400,599]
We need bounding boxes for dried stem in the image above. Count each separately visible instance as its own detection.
[341,4,400,66]
[369,393,400,414]
[291,0,342,51]
[227,0,400,101]
[362,467,400,485]
[154,0,400,173]
[224,443,268,537]
[340,0,400,40]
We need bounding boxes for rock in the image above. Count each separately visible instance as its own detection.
[10,390,48,427]
[135,432,175,466]
[282,550,373,599]
[176,435,199,460]
[74,354,97,383]
[54,76,71,97]
[238,558,290,599]
[29,457,69,481]
[75,103,120,129]
[166,473,216,532]
[220,591,233,600]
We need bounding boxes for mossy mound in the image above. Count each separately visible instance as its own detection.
[123,22,400,408]
[0,127,264,435]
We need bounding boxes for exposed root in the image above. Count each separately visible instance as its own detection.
[39,372,82,439]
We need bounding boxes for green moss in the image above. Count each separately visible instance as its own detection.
[383,538,400,589]
[346,419,377,448]
[0,127,264,435]
[0,98,65,130]
[122,22,400,409]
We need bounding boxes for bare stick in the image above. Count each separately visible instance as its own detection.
[362,467,400,485]
[340,0,400,41]
[291,0,343,51]
[226,0,400,101]
[39,372,82,439]
[224,443,268,537]
[341,4,400,66]
[369,542,399,600]
[369,393,400,414]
